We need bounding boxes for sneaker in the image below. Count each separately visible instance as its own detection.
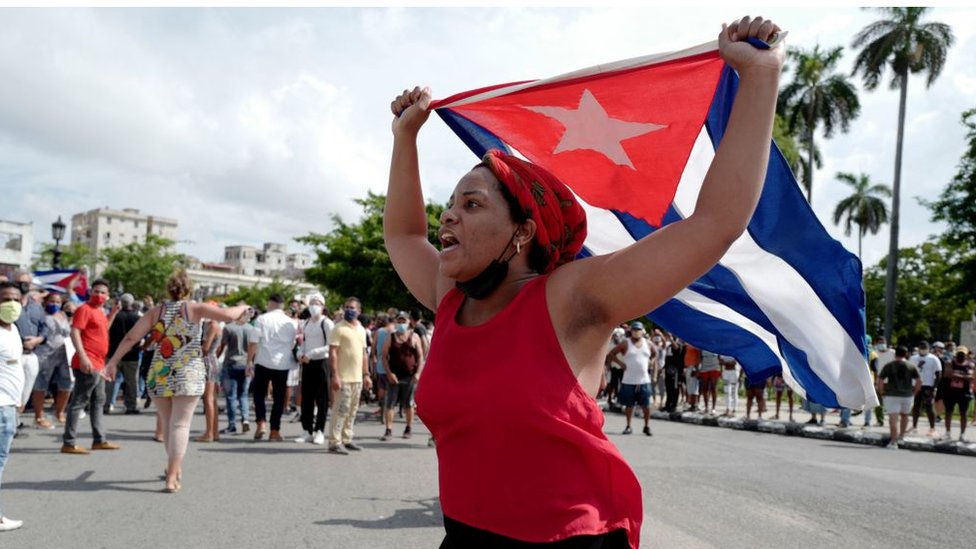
[60,444,90,455]
[926,428,938,438]
[289,412,301,423]
[886,442,899,450]
[103,404,115,414]
[294,433,311,444]
[402,426,412,439]
[344,442,363,451]
[242,421,250,433]
[643,426,653,437]
[219,425,238,435]
[622,426,632,435]
[328,445,349,455]
[91,441,121,450]
[312,431,325,445]
[0,516,24,532]
[960,434,969,443]
[381,429,393,442]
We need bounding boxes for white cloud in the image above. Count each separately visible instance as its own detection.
[2,6,974,275]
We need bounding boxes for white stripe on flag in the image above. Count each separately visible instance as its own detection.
[672,131,877,408]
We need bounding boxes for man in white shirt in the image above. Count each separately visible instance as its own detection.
[247,294,298,442]
[295,294,333,445]
[909,341,943,437]
[0,281,26,531]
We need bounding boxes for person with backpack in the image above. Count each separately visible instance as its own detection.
[295,294,332,445]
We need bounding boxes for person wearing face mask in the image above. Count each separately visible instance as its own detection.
[607,322,654,436]
[11,271,48,435]
[60,279,122,454]
[380,311,424,441]
[295,295,333,445]
[908,341,943,437]
[246,293,299,442]
[940,347,973,442]
[30,292,73,428]
[0,281,25,531]
[327,297,371,454]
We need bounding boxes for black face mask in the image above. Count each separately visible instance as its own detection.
[456,228,520,300]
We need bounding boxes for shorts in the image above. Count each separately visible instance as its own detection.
[698,370,720,382]
[883,395,914,415]
[375,374,389,393]
[384,380,416,409]
[34,356,73,392]
[618,383,651,408]
[942,390,973,415]
[287,367,301,387]
[685,371,700,395]
[204,353,221,382]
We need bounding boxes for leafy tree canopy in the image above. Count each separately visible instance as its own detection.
[99,234,187,301]
[32,242,97,272]
[220,277,300,312]
[296,191,444,315]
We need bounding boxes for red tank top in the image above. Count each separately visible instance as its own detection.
[416,276,642,548]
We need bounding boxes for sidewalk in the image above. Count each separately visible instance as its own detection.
[604,390,976,458]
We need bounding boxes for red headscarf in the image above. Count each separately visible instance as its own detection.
[480,150,587,274]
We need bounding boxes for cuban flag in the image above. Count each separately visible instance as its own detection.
[430,40,878,409]
[33,268,88,297]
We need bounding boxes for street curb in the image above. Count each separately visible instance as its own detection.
[649,410,976,457]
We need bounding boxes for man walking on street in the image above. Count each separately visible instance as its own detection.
[328,297,371,454]
[909,341,942,437]
[107,294,141,415]
[61,279,121,454]
[877,346,921,449]
[247,294,298,442]
[218,305,254,434]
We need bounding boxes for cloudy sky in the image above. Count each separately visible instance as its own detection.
[2,6,974,269]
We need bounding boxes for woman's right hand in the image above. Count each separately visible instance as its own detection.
[391,86,432,138]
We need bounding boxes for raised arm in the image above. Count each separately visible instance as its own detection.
[384,87,452,311]
[551,16,784,329]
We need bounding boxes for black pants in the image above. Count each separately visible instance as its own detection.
[253,364,289,431]
[139,350,155,399]
[439,516,629,549]
[301,359,330,434]
[912,385,936,428]
[664,368,680,412]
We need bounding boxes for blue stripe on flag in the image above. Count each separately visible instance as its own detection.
[705,67,866,355]
[436,109,508,158]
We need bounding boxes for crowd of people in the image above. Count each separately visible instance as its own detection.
[602,321,976,448]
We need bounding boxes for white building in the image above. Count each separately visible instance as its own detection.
[223,242,312,278]
[0,219,34,275]
[71,207,178,257]
[186,267,320,301]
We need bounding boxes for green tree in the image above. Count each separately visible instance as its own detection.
[778,44,861,201]
[851,6,954,341]
[831,172,891,261]
[296,191,445,313]
[221,277,300,311]
[864,237,975,344]
[99,234,187,301]
[32,242,97,271]
[926,108,976,298]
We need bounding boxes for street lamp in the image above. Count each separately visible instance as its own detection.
[51,216,66,270]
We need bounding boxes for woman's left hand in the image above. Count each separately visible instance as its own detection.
[718,15,785,76]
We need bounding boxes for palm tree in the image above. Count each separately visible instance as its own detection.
[832,172,891,261]
[851,7,954,340]
[778,44,861,202]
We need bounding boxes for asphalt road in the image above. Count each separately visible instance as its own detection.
[3,403,975,548]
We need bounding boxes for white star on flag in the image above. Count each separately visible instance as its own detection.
[523,89,666,169]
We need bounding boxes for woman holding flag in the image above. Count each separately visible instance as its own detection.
[385,15,783,549]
